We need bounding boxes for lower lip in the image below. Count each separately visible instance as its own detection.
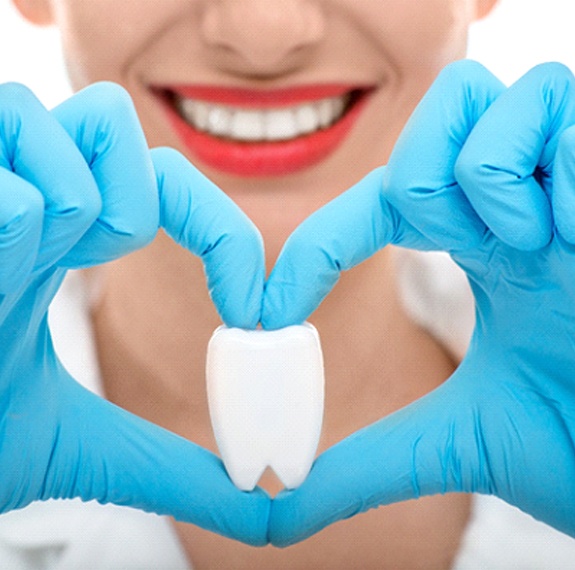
[156,92,370,177]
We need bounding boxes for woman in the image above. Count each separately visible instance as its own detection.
[3,0,573,568]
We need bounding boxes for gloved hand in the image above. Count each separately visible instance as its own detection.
[0,82,269,545]
[263,60,575,545]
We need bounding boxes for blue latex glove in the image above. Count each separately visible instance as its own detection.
[264,60,575,545]
[0,82,269,545]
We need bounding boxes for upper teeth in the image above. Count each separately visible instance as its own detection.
[177,95,349,142]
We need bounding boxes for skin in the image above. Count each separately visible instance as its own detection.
[15,0,497,568]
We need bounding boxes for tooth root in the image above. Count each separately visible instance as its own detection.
[206,335,270,491]
[269,332,324,489]
[270,399,323,488]
[220,444,268,492]
[272,462,311,490]
[206,323,325,491]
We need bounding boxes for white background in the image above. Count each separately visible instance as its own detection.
[0,0,574,108]
[1,2,575,565]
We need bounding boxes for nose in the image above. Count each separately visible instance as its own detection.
[200,0,325,75]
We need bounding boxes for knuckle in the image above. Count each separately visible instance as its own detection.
[437,59,488,85]
[0,84,44,162]
[1,189,44,232]
[0,82,39,108]
[526,62,575,107]
[21,192,45,225]
[382,169,412,207]
[83,81,136,119]
[151,147,190,192]
[434,60,495,99]
[100,212,158,253]
[212,219,261,260]
[127,219,159,250]
[59,189,102,229]
[530,61,574,83]
[151,145,186,166]
[453,150,481,188]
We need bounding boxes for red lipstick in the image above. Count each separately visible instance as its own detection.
[153,84,372,177]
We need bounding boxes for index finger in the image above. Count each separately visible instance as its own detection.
[153,147,265,329]
[261,167,432,329]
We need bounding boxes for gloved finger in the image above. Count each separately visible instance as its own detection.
[0,168,43,293]
[261,167,434,329]
[153,147,265,329]
[52,82,159,267]
[42,380,270,546]
[550,125,575,243]
[455,63,575,250]
[384,60,505,251]
[0,83,101,272]
[268,370,487,547]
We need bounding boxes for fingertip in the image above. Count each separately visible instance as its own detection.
[428,59,505,114]
[267,489,301,548]
[246,486,273,547]
[261,245,336,330]
[0,82,42,114]
[522,61,575,89]
[151,145,188,175]
[83,81,135,114]
[260,285,307,330]
[204,219,265,330]
[53,81,137,125]
[438,59,494,85]
[215,293,262,330]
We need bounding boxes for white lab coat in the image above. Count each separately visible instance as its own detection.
[0,252,573,569]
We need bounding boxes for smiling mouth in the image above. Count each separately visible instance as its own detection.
[169,90,360,142]
[153,85,373,177]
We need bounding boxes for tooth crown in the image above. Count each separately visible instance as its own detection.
[178,95,348,142]
[206,323,325,491]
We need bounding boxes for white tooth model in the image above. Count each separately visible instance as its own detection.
[206,323,325,491]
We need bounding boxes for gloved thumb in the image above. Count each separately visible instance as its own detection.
[43,378,270,546]
[268,368,486,547]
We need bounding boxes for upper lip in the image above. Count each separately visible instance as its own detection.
[152,84,374,109]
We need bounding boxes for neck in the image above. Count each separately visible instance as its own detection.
[91,231,455,453]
